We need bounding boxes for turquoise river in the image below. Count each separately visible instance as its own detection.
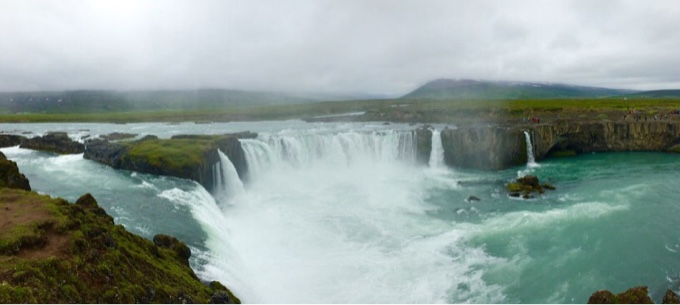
[1,121,679,303]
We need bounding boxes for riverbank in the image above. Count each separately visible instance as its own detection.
[0,151,239,303]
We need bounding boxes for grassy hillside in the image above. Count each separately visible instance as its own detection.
[627,89,680,98]
[0,152,239,303]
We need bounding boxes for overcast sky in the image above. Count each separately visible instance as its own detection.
[1,0,679,95]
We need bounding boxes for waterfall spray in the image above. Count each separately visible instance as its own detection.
[523,131,539,168]
[213,150,245,204]
[429,129,445,168]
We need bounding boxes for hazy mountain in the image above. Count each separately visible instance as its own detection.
[401,79,639,100]
[626,89,680,98]
[0,89,314,114]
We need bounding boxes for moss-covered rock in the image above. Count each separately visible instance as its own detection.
[0,152,30,191]
[0,160,239,303]
[663,289,680,304]
[84,132,254,191]
[588,286,653,304]
[506,175,555,199]
[0,190,239,303]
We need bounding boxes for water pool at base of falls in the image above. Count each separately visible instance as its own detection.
[2,121,680,303]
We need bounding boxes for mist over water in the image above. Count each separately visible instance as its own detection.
[3,122,680,303]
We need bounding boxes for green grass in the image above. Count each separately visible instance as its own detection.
[0,189,239,303]
[0,97,678,123]
[123,138,215,173]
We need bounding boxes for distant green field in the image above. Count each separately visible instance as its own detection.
[0,97,678,123]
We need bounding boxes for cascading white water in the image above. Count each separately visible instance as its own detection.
[192,129,506,303]
[212,150,245,203]
[523,130,539,168]
[240,130,417,177]
[429,129,445,168]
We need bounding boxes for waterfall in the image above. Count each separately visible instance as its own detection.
[240,130,418,177]
[523,131,539,168]
[429,129,445,168]
[213,149,245,202]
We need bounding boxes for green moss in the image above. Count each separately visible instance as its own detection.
[122,138,217,178]
[506,182,523,192]
[0,190,240,303]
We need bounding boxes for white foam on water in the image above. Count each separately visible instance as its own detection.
[188,130,510,303]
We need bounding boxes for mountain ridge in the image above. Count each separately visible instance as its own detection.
[400,79,641,100]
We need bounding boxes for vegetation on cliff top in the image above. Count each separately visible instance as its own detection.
[0,154,239,303]
[121,138,217,178]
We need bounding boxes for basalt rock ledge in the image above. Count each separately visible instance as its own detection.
[439,121,680,170]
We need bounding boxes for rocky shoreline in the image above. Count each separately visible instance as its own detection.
[0,151,239,303]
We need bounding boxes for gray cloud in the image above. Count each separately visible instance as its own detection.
[1,0,679,95]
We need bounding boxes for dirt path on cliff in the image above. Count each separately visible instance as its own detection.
[0,190,70,259]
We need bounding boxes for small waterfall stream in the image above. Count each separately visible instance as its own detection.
[429,129,445,168]
[523,130,539,168]
[213,149,245,203]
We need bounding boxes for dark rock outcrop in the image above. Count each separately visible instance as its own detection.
[437,121,680,170]
[0,134,26,148]
[0,151,31,191]
[440,126,526,170]
[216,137,249,181]
[84,133,253,192]
[83,138,129,168]
[20,132,84,154]
[588,286,653,304]
[153,234,192,266]
[100,132,137,141]
[506,175,555,199]
[663,290,680,304]
[530,121,680,160]
[414,126,433,165]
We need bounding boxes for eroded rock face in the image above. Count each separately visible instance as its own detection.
[84,133,252,192]
[663,290,680,304]
[440,126,526,170]
[20,132,84,154]
[0,151,30,191]
[0,134,26,148]
[437,121,680,170]
[83,139,128,168]
[531,122,680,160]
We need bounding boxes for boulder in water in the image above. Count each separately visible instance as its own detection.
[587,286,652,304]
[466,195,481,202]
[663,289,680,304]
[506,175,555,199]
[20,132,84,154]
